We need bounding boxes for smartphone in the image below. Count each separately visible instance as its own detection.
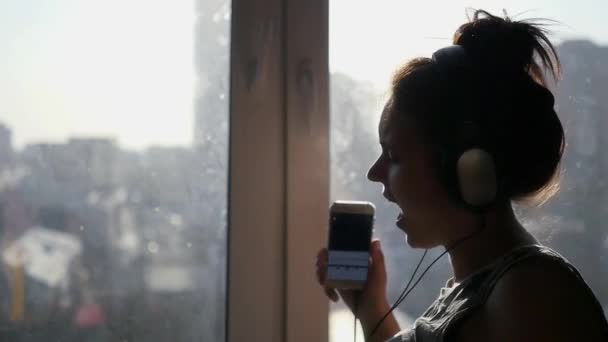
[326,200,375,289]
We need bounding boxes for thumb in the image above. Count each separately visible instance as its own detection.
[369,239,385,271]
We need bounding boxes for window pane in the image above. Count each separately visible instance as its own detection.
[330,1,608,339]
[0,0,229,340]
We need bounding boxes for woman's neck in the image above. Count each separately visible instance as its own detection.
[447,205,537,283]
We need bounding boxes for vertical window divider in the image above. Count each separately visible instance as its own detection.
[228,0,329,341]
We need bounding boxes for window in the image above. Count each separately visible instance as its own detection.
[330,1,608,339]
[0,0,229,340]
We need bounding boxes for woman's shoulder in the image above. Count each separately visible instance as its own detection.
[487,248,595,308]
[456,245,608,341]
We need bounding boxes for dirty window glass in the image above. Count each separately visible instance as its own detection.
[0,0,229,340]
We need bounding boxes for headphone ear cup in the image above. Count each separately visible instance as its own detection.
[457,148,497,207]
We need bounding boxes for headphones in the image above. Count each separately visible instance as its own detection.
[431,45,498,210]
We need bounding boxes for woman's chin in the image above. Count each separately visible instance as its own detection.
[405,235,423,248]
[404,231,439,249]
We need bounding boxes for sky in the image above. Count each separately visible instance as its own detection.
[1,0,607,149]
[0,0,196,149]
[330,0,608,87]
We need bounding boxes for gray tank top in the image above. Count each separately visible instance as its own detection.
[387,244,608,342]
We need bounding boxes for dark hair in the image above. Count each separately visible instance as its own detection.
[389,9,565,204]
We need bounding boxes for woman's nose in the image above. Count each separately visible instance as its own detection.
[367,158,382,182]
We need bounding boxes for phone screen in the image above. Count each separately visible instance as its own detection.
[327,212,373,288]
[329,213,373,251]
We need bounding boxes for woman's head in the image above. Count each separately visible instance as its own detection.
[367,10,565,248]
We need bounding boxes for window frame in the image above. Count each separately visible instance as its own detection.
[227,0,330,341]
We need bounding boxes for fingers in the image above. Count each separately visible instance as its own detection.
[369,239,386,279]
[370,239,384,264]
[316,248,328,264]
[324,286,339,302]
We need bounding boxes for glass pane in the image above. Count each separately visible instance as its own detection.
[329,1,608,339]
[0,0,229,340]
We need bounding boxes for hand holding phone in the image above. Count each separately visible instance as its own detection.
[316,228,399,338]
[316,203,398,337]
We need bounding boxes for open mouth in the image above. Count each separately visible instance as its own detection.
[385,194,406,227]
[396,211,406,227]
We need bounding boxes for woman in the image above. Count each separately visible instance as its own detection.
[316,10,608,342]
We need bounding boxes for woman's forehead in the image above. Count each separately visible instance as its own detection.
[379,106,403,138]
[379,104,395,138]
[378,106,420,145]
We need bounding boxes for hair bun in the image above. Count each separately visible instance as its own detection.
[453,10,560,85]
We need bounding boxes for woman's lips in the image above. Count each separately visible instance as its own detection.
[396,212,406,228]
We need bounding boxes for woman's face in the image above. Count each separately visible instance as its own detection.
[367,105,462,248]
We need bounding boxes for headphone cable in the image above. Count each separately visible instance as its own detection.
[367,248,428,339]
[394,249,429,305]
[368,215,488,339]
[353,290,360,342]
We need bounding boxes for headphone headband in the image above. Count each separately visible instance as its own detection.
[432,45,470,70]
[431,45,498,210]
